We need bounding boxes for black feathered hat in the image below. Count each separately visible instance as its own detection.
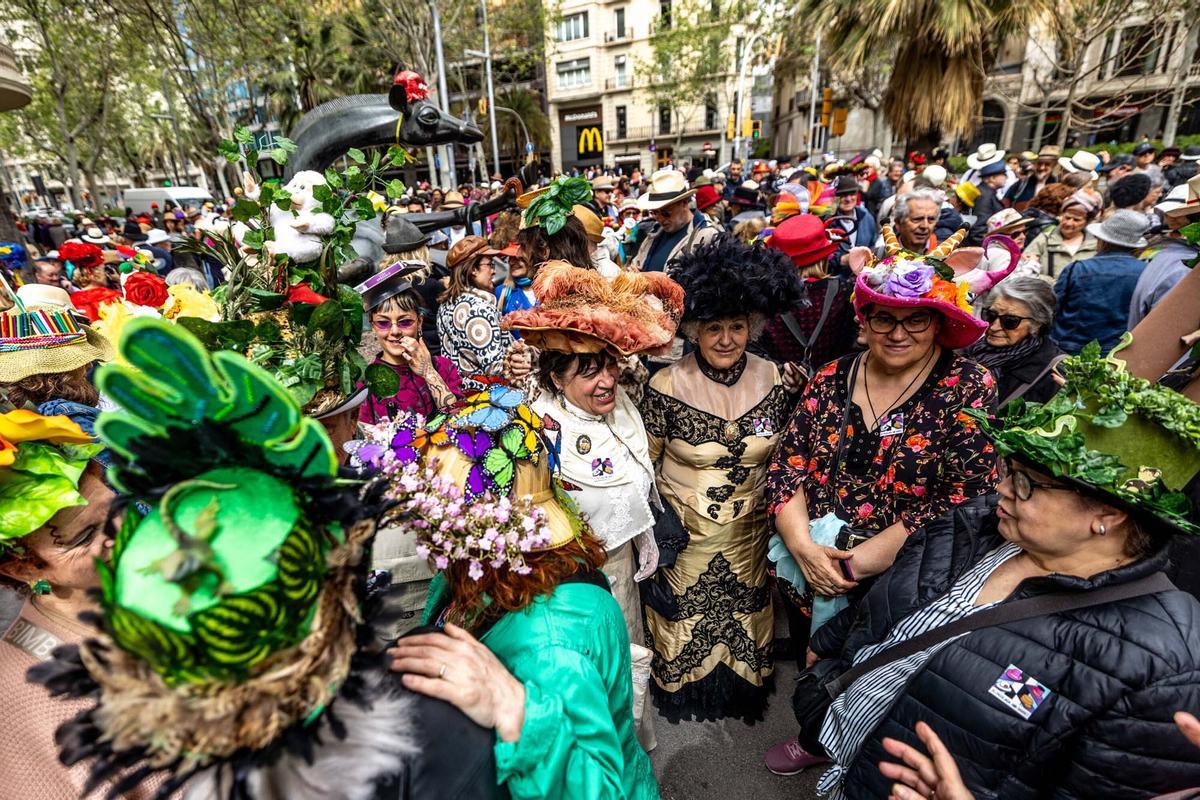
[671,235,802,324]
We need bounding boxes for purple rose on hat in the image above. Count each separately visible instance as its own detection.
[883,263,935,299]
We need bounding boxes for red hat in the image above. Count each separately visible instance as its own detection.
[766,214,847,268]
[498,241,521,258]
[695,184,721,211]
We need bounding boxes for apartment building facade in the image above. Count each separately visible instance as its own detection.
[544,0,759,174]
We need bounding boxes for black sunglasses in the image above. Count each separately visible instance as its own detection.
[983,309,1033,331]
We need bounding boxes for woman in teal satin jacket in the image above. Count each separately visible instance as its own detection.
[385,404,659,800]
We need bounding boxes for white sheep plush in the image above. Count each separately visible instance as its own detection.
[271,170,336,264]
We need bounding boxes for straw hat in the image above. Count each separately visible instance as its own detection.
[440,191,466,209]
[1160,175,1200,220]
[1058,151,1101,179]
[636,169,695,210]
[572,205,605,243]
[986,208,1031,236]
[966,143,1005,170]
[0,304,114,383]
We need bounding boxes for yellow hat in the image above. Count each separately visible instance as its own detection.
[955,181,981,208]
[572,204,604,243]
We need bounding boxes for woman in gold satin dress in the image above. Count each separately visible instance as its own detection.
[639,236,801,722]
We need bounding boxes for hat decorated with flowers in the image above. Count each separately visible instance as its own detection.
[852,226,1020,349]
[967,335,1200,534]
[345,384,583,579]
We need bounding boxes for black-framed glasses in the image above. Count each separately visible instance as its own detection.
[999,458,1062,501]
[983,309,1034,331]
[865,311,935,335]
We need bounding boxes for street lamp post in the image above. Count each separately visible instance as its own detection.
[465,0,501,176]
[428,0,457,189]
[734,31,764,165]
[494,105,532,164]
[807,27,821,154]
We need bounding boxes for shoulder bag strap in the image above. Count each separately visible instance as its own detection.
[999,354,1067,407]
[824,571,1174,698]
[781,280,839,355]
[827,354,861,488]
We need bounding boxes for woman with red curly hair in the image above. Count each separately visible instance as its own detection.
[380,386,659,799]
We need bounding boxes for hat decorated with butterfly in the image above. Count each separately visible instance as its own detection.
[852,226,1021,350]
[502,260,684,357]
[346,385,583,581]
[29,316,405,797]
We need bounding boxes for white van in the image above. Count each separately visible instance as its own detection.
[122,187,213,216]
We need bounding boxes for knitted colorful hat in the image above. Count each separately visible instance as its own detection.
[502,260,684,357]
[967,335,1200,534]
[0,409,100,548]
[30,317,397,796]
[852,226,1020,350]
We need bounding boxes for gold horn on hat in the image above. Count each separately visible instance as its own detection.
[929,228,967,259]
[881,225,902,256]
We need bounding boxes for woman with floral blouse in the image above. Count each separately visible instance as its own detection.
[762,226,1012,777]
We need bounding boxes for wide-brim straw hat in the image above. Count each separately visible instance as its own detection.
[1161,175,1200,220]
[637,169,695,210]
[967,143,1005,170]
[0,308,114,383]
[1058,151,1100,179]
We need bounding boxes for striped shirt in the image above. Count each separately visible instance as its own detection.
[817,542,1022,797]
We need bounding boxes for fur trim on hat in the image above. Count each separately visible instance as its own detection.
[670,235,802,323]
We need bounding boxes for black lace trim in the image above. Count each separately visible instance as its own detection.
[697,351,748,386]
[651,661,774,724]
[646,552,772,709]
[639,384,791,449]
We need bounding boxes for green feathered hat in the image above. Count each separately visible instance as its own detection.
[967,335,1200,534]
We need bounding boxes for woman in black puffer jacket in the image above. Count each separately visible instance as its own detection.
[794,485,1200,800]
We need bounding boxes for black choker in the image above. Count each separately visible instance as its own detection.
[697,352,747,386]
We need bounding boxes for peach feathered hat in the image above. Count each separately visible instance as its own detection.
[501,260,684,357]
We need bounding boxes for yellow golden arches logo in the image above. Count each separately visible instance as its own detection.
[578,126,604,155]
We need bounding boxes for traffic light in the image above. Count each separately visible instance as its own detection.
[741,114,753,139]
[727,113,736,140]
[751,120,762,139]
[478,97,488,115]
[820,87,832,128]
[832,107,848,137]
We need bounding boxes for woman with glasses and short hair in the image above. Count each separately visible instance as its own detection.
[357,260,463,424]
[763,229,1009,775]
[965,276,1062,407]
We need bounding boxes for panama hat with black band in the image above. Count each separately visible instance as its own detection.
[637,169,696,211]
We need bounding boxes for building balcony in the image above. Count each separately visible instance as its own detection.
[610,122,723,143]
[604,29,635,43]
[604,77,635,91]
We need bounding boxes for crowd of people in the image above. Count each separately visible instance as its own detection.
[2,131,1200,800]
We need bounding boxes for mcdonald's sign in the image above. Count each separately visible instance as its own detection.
[578,126,604,156]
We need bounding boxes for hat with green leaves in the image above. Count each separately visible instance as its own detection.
[30,317,391,796]
[176,128,412,417]
[967,335,1200,534]
[519,175,594,233]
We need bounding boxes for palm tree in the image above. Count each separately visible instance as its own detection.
[494,87,551,164]
[798,0,1054,140]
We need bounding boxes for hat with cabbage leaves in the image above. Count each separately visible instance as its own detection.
[966,335,1200,535]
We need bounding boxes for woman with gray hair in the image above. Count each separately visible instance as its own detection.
[964,276,1062,406]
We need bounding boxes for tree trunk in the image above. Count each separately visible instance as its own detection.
[1055,46,1087,149]
[1031,91,1052,150]
[1162,18,1200,147]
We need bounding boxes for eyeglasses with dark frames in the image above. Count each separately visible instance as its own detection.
[865,311,935,335]
[999,458,1062,501]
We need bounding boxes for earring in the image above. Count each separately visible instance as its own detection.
[1099,523,1107,536]
[30,579,51,596]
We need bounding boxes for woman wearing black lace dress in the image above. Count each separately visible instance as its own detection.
[639,238,799,723]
